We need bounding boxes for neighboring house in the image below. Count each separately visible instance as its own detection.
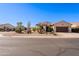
[71,22,79,32]
[71,22,79,28]
[0,23,15,31]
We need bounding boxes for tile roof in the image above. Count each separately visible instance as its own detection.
[36,21,51,26]
[70,22,79,28]
[0,23,15,29]
[53,20,72,27]
[70,22,79,26]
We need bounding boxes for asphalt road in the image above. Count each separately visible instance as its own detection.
[0,37,79,56]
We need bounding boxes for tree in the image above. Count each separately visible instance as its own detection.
[15,22,25,33]
[27,21,31,29]
[26,21,31,34]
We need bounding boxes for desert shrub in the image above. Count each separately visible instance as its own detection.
[32,27,37,32]
[36,26,45,34]
[15,22,25,33]
[47,26,53,32]
[15,26,25,33]
[0,28,4,31]
[52,32,57,36]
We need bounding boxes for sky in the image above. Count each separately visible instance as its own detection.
[0,3,79,26]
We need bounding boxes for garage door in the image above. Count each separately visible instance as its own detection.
[56,27,68,32]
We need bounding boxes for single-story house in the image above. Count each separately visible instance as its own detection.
[36,20,79,33]
[71,22,79,32]
[71,22,79,28]
[0,23,15,31]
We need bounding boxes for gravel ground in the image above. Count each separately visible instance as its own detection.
[0,32,79,38]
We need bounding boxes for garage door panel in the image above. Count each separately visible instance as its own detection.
[56,27,68,32]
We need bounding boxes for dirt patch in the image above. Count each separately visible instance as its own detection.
[0,32,79,38]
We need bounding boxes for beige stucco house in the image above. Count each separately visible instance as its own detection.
[36,20,79,33]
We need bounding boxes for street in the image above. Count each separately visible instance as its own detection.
[0,37,79,56]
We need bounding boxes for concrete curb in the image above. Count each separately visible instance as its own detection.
[0,36,79,38]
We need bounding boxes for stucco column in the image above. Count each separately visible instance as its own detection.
[54,26,56,33]
[68,26,71,32]
[43,26,46,32]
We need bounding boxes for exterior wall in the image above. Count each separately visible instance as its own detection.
[43,26,46,32]
[68,26,71,32]
[53,26,56,32]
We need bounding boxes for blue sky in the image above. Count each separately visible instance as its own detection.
[0,3,79,26]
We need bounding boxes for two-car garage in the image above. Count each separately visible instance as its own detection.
[53,20,72,32]
[56,27,69,32]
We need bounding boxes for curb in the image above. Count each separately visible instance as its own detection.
[0,36,79,39]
